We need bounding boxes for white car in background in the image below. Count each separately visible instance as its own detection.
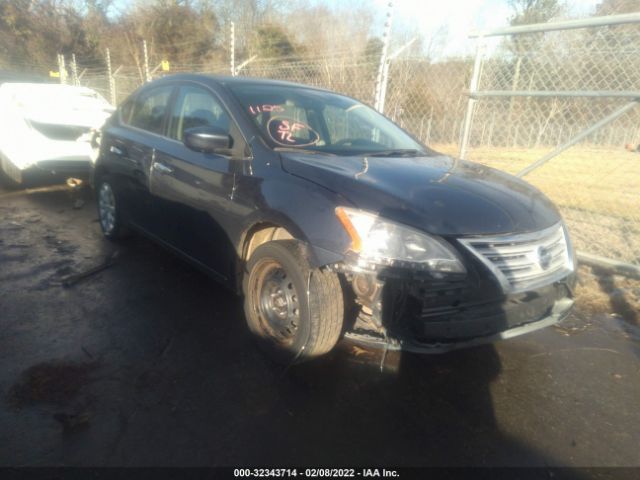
[0,83,114,186]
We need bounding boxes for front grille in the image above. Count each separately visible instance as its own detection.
[458,223,574,294]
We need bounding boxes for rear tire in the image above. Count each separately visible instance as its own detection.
[243,240,344,364]
[96,175,129,240]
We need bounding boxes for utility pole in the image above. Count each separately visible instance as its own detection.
[106,48,116,106]
[374,2,394,113]
[230,22,236,76]
[143,39,151,82]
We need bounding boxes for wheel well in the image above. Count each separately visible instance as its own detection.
[234,223,296,294]
[242,223,295,261]
[92,165,109,187]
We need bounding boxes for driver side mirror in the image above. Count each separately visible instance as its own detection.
[184,126,232,154]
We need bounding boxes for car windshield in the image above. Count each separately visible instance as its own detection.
[229,84,426,156]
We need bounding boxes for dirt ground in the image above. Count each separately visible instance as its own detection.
[1,181,639,468]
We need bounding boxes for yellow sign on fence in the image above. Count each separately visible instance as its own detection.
[161,60,170,72]
[49,70,60,78]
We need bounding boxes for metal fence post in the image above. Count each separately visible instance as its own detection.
[378,56,392,113]
[143,40,151,82]
[59,54,67,85]
[378,38,416,116]
[56,54,62,84]
[70,54,79,86]
[106,48,116,106]
[459,38,484,159]
[374,2,394,112]
[230,22,235,76]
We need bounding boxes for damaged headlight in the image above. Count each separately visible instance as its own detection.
[335,207,466,274]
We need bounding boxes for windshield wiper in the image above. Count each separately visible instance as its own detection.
[274,147,333,155]
[365,149,424,157]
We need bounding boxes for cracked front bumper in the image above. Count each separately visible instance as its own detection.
[345,295,575,353]
[342,264,577,354]
[390,297,574,353]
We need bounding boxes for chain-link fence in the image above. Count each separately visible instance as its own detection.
[38,12,640,272]
[64,48,472,144]
[459,14,640,271]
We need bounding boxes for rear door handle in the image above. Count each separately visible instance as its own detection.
[153,162,173,174]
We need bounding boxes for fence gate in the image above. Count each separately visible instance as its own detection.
[460,13,640,277]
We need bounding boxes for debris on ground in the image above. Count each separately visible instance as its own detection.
[553,316,592,336]
[61,250,120,287]
[67,178,86,209]
[337,341,401,374]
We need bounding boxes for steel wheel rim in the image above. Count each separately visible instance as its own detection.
[98,182,116,235]
[251,259,300,345]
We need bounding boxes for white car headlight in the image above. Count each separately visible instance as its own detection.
[335,207,466,274]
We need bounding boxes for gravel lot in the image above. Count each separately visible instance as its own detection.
[1,181,639,468]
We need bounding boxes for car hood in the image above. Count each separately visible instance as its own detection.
[24,108,113,129]
[280,152,561,236]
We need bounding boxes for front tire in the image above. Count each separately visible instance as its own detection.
[243,240,344,363]
[96,176,128,240]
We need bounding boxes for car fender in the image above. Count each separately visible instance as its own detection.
[235,176,353,269]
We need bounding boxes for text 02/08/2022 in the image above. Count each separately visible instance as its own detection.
[233,468,400,478]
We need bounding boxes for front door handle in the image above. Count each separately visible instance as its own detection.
[110,145,125,156]
[153,162,173,174]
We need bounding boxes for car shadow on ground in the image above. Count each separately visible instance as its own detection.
[0,183,626,473]
[592,267,638,328]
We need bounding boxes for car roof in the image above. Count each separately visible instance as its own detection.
[151,73,332,93]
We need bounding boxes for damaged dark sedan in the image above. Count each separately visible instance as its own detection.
[92,74,577,362]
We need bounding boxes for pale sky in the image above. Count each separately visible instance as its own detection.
[372,0,602,59]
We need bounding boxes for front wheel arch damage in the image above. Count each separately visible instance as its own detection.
[237,225,402,354]
[338,268,391,345]
[235,222,338,293]
[242,224,295,262]
[236,224,400,360]
[236,223,295,293]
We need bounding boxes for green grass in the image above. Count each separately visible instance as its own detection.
[432,144,640,222]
